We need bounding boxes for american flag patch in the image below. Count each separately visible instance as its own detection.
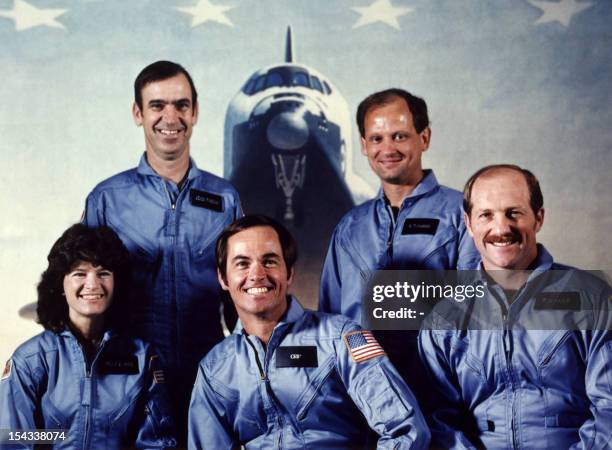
[344,330,385,363]
[153,369,165,384]
[1,359,12,380]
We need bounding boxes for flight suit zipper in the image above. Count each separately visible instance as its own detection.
[501,312,519,449]
[80,339,106,450]
[162,181,181,364]
[245,334,288,448]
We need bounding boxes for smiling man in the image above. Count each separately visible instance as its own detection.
[82,61,241,439]
[320,88,479,388]
[419,164,612,448]
[188,215,430,450]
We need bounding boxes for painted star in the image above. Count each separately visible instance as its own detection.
[526,0,594,27]
[0,0,67,31]
[176,0,235,28]
[352,0,414,30]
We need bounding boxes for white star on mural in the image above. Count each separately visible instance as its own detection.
[526,0,594,27]
[0,0,67,31]
[352,0,413,30]
[176,0,235,28]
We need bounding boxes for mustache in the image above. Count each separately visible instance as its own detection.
[484,230,521,244]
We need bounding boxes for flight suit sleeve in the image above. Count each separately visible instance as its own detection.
[336,321,430,450]
[571,284,612,449]
[570,329,612,449]
[418,328,479,449]
[188,365,238,450]
[456,219,480,270]
[319,227,343,314]
[133,353,177,449]
[82,190,104,227]
[0,356,40,449]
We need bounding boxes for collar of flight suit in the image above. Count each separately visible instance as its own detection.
[475,243,555,283]
[58,327,116,343]
[136,152,200,182]
[232,295,306,336]
[375,169,440,209]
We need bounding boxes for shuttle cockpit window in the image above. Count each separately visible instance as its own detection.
[265,71,284,89]
[311,75,324,93]
[242,67,333,96]
[254,74,266,93]
[323,80,332,95]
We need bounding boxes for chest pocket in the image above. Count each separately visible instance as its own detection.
[294,356,336,420]
[208,376,265,441]
[191,215,227,263]
[41,393,72,429]
[395,220,457,269]
[448,335,490,397]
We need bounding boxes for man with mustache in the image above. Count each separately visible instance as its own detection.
[320,88,479,384]
[82,60,242,440]
[188,214,430,449]
[419,164,612,448]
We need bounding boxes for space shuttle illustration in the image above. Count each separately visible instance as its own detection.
[224,27,372,302]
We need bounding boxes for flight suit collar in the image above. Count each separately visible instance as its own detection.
[475,244,554,279]
[136,152,199,181]
[375,169,439,207]
[233,295,305,335]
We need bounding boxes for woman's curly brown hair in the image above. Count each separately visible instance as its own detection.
[36,224,130,333]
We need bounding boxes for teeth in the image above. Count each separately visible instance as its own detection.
[80,294,103,300]
[158,129,180,135]
[491,241,513,247]
[246,287,269,294]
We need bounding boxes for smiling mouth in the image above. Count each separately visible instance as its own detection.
[79,293,105,301]
[486,234,520,247]
[245,287,272,295]
[156,128,184,136]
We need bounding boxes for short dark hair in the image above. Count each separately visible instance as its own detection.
[216,215,298,281]
[463,164,544,216]
[134,60,198,110]
[37,224,130,333]
[356,88,430,137]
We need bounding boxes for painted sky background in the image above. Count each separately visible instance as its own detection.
[1,0,611,364]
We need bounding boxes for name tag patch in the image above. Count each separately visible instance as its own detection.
[276,346,318,368]
[402,218,439,235]
[98,356,139,374]
[535,292,580,311]
[190,189,224,212]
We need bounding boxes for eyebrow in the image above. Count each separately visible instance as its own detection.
[230,252,281,262]
[147,98,192,107]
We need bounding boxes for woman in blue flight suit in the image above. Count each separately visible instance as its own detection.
[0,224,176,449]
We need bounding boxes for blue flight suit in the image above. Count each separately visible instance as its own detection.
[419,246,612,449]
[188,297,430,450]
[320,170,479,323]
[319,170,479,390]
[83,154,242,419]
[0,329,176,449]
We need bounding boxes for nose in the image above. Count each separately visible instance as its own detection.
[162,105,179,123]
[248,262,266,280]
[492,213,512,234]
[84,272,101,290]
[381,136,397,152]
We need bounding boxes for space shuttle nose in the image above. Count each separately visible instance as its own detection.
[266,110,310,150]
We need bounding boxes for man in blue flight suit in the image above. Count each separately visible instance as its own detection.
[188,215,430,449]
[320,88,479,384]
[419,164,612,448]
[82,61,242,439]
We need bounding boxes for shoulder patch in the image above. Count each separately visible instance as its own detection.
[1,359,12,380]
[343,330,385,363]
